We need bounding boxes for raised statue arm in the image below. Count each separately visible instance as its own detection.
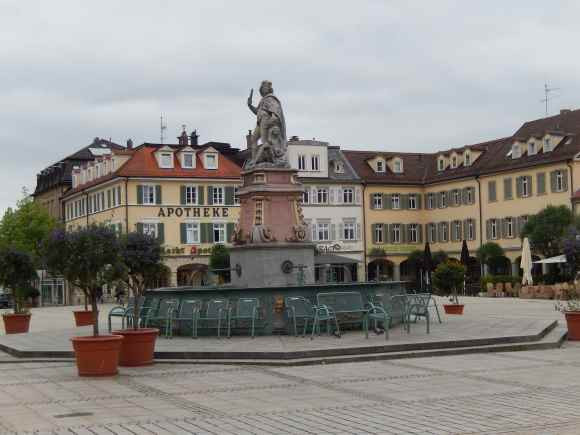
[247,89,257,115]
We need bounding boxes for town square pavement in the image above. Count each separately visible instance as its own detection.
[0,298,579,434]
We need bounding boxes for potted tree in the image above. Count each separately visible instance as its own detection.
[432,260,466,315]
[43,225,124,376]
[0,248,38,333]
[556,287,580,340]
[113,231,162,366]
[73,293,95,327]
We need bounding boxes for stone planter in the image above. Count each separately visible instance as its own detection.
[2,313,31,334]
[112,328,159,367]
[565,311,580,341]
[73,310,95,327]
[70,335,123,376]
[443,304,464,315]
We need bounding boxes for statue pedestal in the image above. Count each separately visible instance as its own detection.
[230,167,315,287]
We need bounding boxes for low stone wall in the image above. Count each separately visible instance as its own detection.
[485,281,575,300]
[145,281,408,336]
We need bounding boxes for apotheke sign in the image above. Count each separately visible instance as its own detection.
[157,207,229,218]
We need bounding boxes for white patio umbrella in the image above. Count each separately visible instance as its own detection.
[521,237,533,286]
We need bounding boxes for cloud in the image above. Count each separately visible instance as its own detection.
[1,0,580,214]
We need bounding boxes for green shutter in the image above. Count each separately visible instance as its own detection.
[537,173,546,195]
[516,177,523,197]
[401,194,409,209]
[417,224,423,243]
[198,186,204,205]
[157,223,164,243]
[383,194,392,210]
[400,224,407,243]
[155,185,162,204]
[488,182,496,202]
[371,224,377,243]
[416,194,422,209]
[136,222,144,234]
[207,186,213,205]
[117,186,122,205]
[225,186,234,205]
[200,223,212,243]
[180,186,186,205]
[107,190,111,208]
[503,178,512,200]
[180,223,187,244]
[137,185,143,205]
[562,169,569,191]
[370,194,376,209]
[485,220,491,240]
[227,222,235,242]
[527,176,533,196]
[550,171,557,192]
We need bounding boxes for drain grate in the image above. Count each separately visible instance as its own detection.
[54,412,94,418]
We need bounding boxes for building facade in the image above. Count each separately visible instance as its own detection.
[63,135,242,294]
[288,139,364,282]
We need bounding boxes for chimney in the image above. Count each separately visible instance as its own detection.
[190,129,199,146]
[126,138,133,149]
[178,125,188,145]
[560,109,571,115]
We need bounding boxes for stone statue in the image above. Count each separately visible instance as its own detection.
[246,80,289,168]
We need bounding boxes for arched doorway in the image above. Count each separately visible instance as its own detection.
[489,256,511,275]
[465,256,481,295]
[400,258,420,287]
[367,259,394,281]
[177,264,210,287]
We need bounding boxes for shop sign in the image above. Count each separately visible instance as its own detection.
[162,246,212,257]
[316,243,341,253]
[372,244,416,254]
[157,207,229,218]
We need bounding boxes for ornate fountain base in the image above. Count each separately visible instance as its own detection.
[230,167,315,288]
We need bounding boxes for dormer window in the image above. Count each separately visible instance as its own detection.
[393,158,403,173]
[204,153,218,169]
[512,144,521,159]
[451,156,457,169]
[464,151,471,166]
[182,152,195,169]
[160,153,173,168]
[544,137,552,152]
[376,160,385,172]
[437,158,445,171]
[334,161,344,173]
[528,141,537,156]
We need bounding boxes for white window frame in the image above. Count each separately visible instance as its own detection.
[393,159,403,173]
[213,223,226,243]
[466,188,473,204]
[142,185,156,205]
[409,224,418,243]
[453,221,461,241]
[373,193,382,209]
[185,222,200,244]
[301,190,309,204]
[409,194,416,210]
[429,224,436,243]
[464,152,471,166]
[468,220,475,241]
[427,193,435,209]
[441,224,448,242]
[343,222,356,241]
[392,224,401,244]
[159,152,173,168]
[182,152,195,169]
[317,188,328,204]
[185,186,198,205]
[556,171,564,192]
[438,159,444,171]
[143,222,158,238]
[317,223,330,241]
[311,155,320,171]
[451,156,457,168]
[376,160,385,173]
[522,177,529,197]
[440,192,447,208]
[506,218,514,238]
[298,154,306,170]
[212,186,224,205]
[234,186,240,205]
[544,137,552,152]
[334,161,344,173]
[342,188,354,204]
[490,219,498,239]
[392,194,400,209]
[453,190,461,206]
[204,153,218,170]
[528,142,536,156]
[512,144,521,159]
[375,224,383,243]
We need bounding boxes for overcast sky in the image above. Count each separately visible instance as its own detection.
[1,1,580,215]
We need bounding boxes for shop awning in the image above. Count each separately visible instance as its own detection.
[314,254,360,265]
[533,255,567,264]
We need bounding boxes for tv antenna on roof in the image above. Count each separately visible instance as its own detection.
[540,82,560,116]
[160,114,167,144]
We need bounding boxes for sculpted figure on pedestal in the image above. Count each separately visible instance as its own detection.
[246,80,289,169]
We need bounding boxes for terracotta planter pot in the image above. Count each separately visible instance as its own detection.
[113,328,159,367]
[70,335,123,376]
[443,304,464,315]
[565,311,580,341]
[73,310,95,327]
[2,313,31,334]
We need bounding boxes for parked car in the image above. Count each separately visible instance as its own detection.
[0,293,14,309]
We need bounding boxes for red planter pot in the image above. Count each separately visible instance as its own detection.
[73,310,95,327]
[70,335,124,376]
[443,304,465,315]
[2,313,31,334]
[113,328,159,367]
[564,311,580,341]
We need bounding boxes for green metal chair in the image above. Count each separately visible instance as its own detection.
[228,298,261,338]
[407,293,431,334]
[366,303,390,340]
[108,296,135,332]
[174,299,202,338]
[196,298,229,337]
[311,304,341,339]
[316,291,369,337]
[144,298,178,338]
[122,296,152,329]
[388,294,412,333]
[285,296,317,337]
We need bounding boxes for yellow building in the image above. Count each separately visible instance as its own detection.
[345,109,580,284]
[63,137,243,288]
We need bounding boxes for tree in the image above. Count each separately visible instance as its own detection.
[43,225,123,335]
[432,250,448,267]
[0,190,56,260]
[0,248,38,314]
[563,227,580,277]
[521,205,574,258]
[432,260,466,304]
[118,232,163,329]
[209,244,230,283]
[406,249,424,284]
[477,242,505,274]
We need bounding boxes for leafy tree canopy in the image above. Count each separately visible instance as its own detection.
[521,205,574,258]
[406,250,424,269]
[0,190,57,260]
[432,260,466,304]
[209,244,230,283]
[476,242,505,266]
[432,250,448,267]
[0,248,38,313]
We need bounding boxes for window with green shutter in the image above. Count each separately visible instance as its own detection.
[157,223,164,243]
[137,185,143,205]
[488,181,496,202]
[155,185,162,204]
[207,186,214,205]
[225,186,234,205]
[537,173,546,195]
[503,178,512,200]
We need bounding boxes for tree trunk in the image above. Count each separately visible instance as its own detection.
[91,294,99,336]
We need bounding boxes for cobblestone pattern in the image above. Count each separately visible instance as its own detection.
[0,344,579,434]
